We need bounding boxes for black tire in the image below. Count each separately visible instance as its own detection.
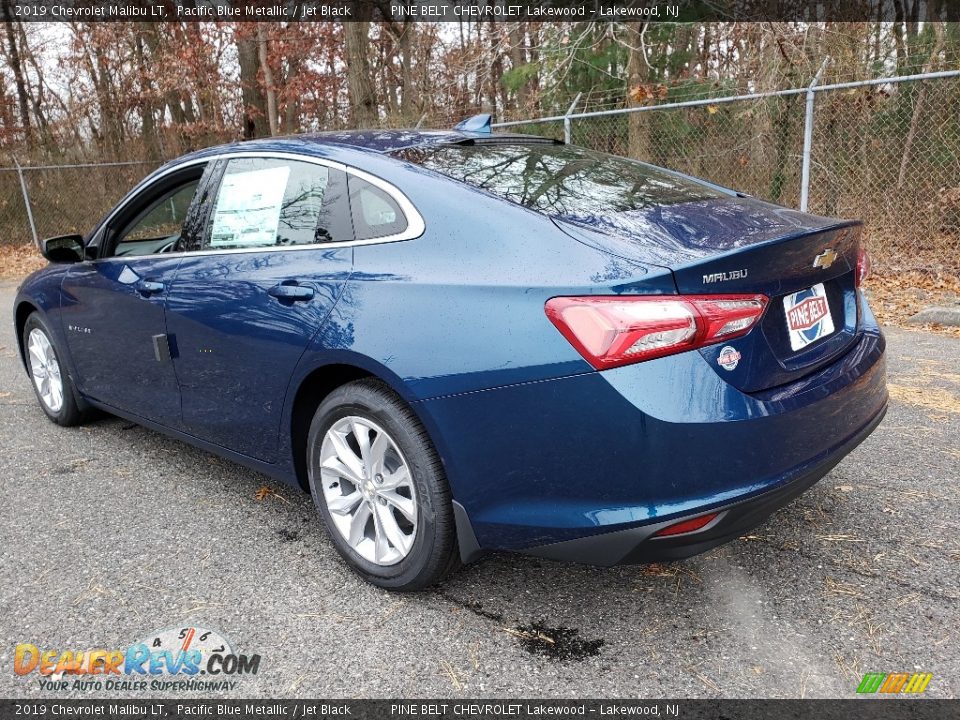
[22,312,85,427]
[307,379,460,590]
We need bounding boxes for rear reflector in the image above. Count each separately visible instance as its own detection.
[652,512,719,537]
[545,294,767,369]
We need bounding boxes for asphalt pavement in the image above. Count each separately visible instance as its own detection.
[1,281,958,699]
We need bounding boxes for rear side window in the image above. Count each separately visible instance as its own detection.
[392,143,723,218]
[205,157,351,250]
[348,175,408,240]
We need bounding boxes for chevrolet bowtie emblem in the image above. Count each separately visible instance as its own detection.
[813,248,838,270]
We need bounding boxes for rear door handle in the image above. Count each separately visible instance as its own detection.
[137,280,165,296]
[267,283,315,302]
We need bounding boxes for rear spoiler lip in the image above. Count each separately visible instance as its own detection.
[553,211,863,275]
[667,218,864,276]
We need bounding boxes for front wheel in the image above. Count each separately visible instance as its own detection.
[307,379,460,590]
[22,313,84,426]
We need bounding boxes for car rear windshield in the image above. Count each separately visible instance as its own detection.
[391,142,725,217]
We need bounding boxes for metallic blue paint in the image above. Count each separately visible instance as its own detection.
[13,130,888,565]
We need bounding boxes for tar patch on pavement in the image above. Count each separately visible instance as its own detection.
[507,622,604,661]
[436,592,505,622]
[276,528,301,542]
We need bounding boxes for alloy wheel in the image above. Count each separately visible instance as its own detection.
[319,416,418,566]
[27,328,64,413]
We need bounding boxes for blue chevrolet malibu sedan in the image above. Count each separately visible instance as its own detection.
[14,117,887,590]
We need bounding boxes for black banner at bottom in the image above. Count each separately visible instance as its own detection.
[1,699,958,720]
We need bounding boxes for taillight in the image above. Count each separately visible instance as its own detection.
[856,247,871,287]
[545,294,767,369]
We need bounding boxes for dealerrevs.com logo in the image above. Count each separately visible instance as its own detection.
[14,626,260,692]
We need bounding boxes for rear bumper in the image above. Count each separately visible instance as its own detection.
[525,401,886,566]
[417,299,887,559]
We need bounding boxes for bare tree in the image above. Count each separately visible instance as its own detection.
[1,2,33,145]
[237,26,269,139]
[345,21,377,128]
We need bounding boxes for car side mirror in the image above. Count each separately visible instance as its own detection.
[40,234,85,264]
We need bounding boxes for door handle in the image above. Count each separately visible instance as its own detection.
[267,283,315,302]
[136,280,165,296]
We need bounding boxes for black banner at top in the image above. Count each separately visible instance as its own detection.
[4,0,960,23]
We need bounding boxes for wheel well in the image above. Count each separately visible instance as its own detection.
[289,364,373,490]
[14,301,37,366]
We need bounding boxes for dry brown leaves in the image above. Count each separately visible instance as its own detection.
[863,270,960,337]
[254,485,289,503]
[0,243,46,281]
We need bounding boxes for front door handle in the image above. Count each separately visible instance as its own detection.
[137,280,165,296]
[267,283,315,302]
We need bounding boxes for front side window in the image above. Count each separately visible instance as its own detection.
[206,158,350,250]
[113,180,201,257]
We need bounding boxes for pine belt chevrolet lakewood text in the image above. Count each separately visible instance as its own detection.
[14,115,887,590]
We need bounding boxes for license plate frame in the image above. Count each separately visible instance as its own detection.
[783,282,835,351]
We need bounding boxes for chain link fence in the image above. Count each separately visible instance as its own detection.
[497,71,960,276]
[2,73,959,278]
[0,161,163,247]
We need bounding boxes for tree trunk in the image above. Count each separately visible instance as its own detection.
[507,23,529,113]
[134,26,162,161]
[625,23,650,161]
[893,1,907,72]
[897,23,944,189]
[237,28,268,139]
[284,52,302,133]
[344,21,377,128]
[256,24,278,136]
[1,3,33,146]
[399,20,416,121]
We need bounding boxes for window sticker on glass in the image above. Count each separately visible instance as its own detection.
[210,166,290,248]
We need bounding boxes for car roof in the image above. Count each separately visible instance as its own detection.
[170,128,557,167]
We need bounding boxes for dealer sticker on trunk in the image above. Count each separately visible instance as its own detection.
[783,282,835,351]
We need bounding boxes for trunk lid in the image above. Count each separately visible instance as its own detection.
[553,197,863,393]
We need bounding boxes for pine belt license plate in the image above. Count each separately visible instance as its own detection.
[783,282,835,351]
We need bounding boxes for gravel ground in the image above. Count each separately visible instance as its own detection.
[1,281,958,699]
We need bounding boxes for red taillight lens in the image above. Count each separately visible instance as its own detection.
[856,247,871,287]
[652,512,720,537]
[545,294,767,369]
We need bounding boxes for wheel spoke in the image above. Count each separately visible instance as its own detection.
[379,490,416,523]
[321,456,364,486]
[347,502,372,547]
[326,489,363,516]
[28,342,45,369]
[49,381,62,409]
[372,507,392,562]
[369,431,389,476]
[350,419,372,473]
[375,501,413,555]
[327,430,365,481]
[379,465,409,491]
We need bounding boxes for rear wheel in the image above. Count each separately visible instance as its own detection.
[307,379,459,590]
[23,313,84,426]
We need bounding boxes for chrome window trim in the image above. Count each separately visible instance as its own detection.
[93,150,425,262]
